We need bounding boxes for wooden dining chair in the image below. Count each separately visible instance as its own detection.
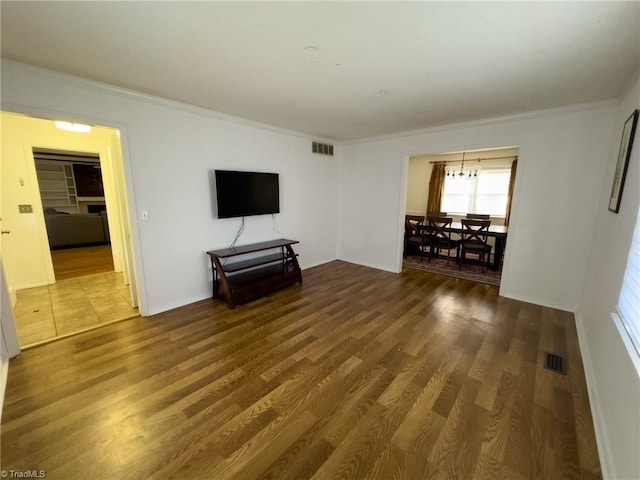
[459,218,492,272]
[404,215,426,259]
[427,216,459,264]
[466,213,490,219]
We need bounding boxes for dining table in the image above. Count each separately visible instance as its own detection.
[417,222,508,270]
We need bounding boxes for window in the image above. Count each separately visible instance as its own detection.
[616,205,640,358]
[441,168,511,216]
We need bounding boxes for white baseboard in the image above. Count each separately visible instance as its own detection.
[336,256,399,274]
[573,311,613,479]
[15,281,50,292]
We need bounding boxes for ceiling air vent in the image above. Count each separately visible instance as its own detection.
[312,141,333,156]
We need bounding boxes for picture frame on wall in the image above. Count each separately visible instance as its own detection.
[609,109,639,213]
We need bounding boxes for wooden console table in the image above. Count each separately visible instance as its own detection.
[206,239,302,309]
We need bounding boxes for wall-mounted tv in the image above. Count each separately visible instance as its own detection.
[73,163,104,197]
[214,170,280,218]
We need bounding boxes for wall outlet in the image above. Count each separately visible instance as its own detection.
[18,204,33,213]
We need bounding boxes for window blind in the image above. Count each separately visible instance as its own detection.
[441,168,511,216]
[475,170,510,215]
[617,205,640,357]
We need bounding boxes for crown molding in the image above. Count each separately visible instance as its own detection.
[340,98,619,146]
[1,59,337,144]
[2,59,620,147]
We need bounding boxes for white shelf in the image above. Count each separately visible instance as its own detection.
[35,160,78,212]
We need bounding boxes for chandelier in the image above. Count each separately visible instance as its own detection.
[446,152,477,179]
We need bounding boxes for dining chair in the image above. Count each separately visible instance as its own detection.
[427,216,459,264]
[466,213,490,219]
[404,215,426,259]
[459,218,492,272]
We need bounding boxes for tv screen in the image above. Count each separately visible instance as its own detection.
[73,163,104,197]
[215,170,280,218]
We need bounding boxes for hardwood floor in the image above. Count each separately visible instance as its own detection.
[51,244,114,280]
[0,261,601,479]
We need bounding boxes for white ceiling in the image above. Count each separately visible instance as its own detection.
[1,1,639,141]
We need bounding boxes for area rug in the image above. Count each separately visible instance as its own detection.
[403,254,502,286]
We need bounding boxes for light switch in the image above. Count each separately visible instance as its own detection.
[141,210,149,221]
[18,204,33,213]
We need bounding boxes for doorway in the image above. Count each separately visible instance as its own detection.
[33,147,114,280]
[0,111,139,348]
[403,146,519,286]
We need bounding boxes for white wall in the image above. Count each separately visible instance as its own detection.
[339,102,616,311]
[577,76,640,480]
[1,61,339,315]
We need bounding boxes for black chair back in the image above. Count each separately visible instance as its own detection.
[461,218,491,244]
[460,218,492,271]
[428,216,453,244]
[427,216,459,263]
[404,215,426,259]
[405,215,425,237]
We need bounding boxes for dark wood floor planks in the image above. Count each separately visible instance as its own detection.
[1,260,601,479]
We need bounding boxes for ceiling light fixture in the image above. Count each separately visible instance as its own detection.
[54,121,91,133]
[446,151,477,179]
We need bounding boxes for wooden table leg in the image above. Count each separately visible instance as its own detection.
[492,237,506,270]
[210,257,219,297]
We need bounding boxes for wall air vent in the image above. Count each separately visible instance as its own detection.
[312,141,334,156]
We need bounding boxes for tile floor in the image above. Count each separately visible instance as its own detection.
[13,271,139,348]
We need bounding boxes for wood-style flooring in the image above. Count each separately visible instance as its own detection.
[1,261,601,479]
[51,244,114,280]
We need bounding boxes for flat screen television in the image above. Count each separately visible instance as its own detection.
[73,163,104,197]
[215,170,280,218]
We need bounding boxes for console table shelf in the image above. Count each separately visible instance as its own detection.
[222,252,296,273]
[207,239,302,309]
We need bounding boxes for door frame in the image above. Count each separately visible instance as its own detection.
[1,104,147,319]
[28,141,133,301]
